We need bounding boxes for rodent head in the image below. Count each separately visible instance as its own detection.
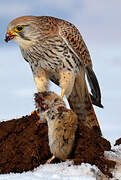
[34,91,66,112]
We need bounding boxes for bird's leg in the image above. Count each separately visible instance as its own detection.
[34,68,49,92]
[31,68,49,117]
[46,155,55,164]
[59,70,75,99]
[31,109,40,116]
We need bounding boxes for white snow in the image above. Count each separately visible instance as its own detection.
[105,145,121,180]
[0,161,97,180]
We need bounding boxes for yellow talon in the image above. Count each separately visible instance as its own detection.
[61,89,65,99]
[31,110,40,117]
[31,111,34,115]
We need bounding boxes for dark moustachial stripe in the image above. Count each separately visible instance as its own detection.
[20,32,31,41]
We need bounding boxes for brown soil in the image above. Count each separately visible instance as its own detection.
[0,111,116,177]
[114,138,121,146]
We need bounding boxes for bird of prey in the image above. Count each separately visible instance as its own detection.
[5,16,103,109]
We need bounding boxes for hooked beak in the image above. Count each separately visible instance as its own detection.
[5,30,18,43]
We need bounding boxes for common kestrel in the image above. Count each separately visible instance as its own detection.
[5,16,103,110]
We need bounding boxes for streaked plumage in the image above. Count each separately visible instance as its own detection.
[5,16,103,120]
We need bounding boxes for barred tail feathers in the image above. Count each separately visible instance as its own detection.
[68,69,101,135]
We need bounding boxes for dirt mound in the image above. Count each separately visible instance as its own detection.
[0,111,116,177]
[115,138,121,146]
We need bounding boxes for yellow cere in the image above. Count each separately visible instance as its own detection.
[7,30,18,36]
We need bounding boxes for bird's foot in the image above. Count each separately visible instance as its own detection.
[61,89,65,99]
[46,155,55,164]
[36,119,42,126]
[31,110,40,117]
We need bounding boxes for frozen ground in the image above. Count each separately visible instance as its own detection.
[0,145,121,180]
[0,162,96,180]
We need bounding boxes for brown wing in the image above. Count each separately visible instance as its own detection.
[57,18,103,108]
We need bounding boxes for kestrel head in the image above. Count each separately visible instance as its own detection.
[5,16,42,47]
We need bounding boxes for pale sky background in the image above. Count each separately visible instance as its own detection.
[0,0,121,145]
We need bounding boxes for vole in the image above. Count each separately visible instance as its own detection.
[35,91,78,162]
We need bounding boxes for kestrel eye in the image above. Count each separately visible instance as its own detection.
[14,25,24,32]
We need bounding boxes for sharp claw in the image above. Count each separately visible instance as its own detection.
[31,110,40,117]
[46,155,55,164]
[31,111,35,115]
[61,89,65,99]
